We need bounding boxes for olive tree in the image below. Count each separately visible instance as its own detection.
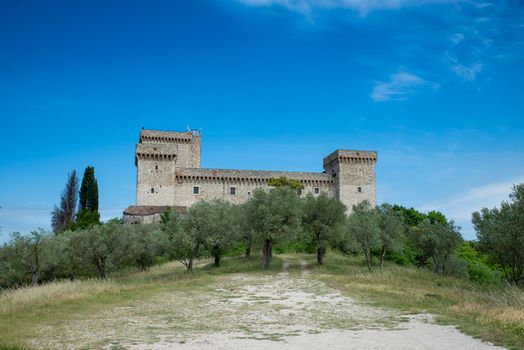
[302,193,346,265]
[162,204,209,271]
[205,200,239,267]
[246,187,302,269]
[71,223,130,279]
[346,201,380,270]
[473,184,524,286]
[411,219,462,276]
[128,224,169,271]
[238,203,255,258]
[377,203,405,269]
[0,229,49,287]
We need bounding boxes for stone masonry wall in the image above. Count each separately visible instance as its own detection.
[323,150,377,211]
[172,168,335,207]
[130,129,377,219]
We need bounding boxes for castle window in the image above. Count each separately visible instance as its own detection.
[151,188,155,193]
[230,187,236,195]
[357,187,362,193]
[314,187,320,194]
[155,165,158,170]
[193,186,200,194]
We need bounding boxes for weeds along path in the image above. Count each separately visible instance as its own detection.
[28,258,505,350]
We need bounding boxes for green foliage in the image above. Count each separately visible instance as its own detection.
[245,187,302,269]
[409,219,463,276]
[127,224,169,271]
[302,193,346,265]
[73,223,131,279]
[391,205,427,226]
[268,176,304,191]
[455,242,502,284]
[204,200,240,266]
[345,201,380,270]
[377,203,405,268]
[75,166,100,230]
[427,210,448,225]
[0,230,48,288]
[79,166,98,212]
[161,207,203,271]
[74,209,101,230]
[473,183,524,286]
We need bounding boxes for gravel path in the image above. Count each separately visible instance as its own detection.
[33,260,505,349]
[129,261,504,350]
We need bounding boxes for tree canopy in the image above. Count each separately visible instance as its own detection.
[473,184,524,286]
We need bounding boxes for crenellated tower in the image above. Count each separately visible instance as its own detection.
[323,150,377,212]
[135,129,201,206]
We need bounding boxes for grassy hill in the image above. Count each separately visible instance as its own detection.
[0,252,522,349]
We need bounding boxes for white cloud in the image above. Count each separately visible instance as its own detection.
[450,33,464,45]
[371,71,439,102]
[451,62,483,81]
[237,0,457,15]
[419,177,524,238]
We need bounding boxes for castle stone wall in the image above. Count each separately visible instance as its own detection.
[172,168,335,207]
[125,128,377,222]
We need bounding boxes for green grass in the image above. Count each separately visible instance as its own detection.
[0,252,522,349]
[308,252,524,350]
[0,254,283,349]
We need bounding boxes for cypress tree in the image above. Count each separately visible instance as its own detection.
[51,170,79,233]
[76,166,100,229]
[79,166,98,211]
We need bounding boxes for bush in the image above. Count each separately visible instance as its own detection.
[443,255,469,278]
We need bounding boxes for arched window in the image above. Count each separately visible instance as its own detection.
[151,188,155,193]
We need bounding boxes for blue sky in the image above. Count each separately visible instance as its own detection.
[1,0,523,241]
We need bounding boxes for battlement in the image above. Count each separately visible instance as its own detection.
[175,168,333,185]
[140,129,200,144]
[323,149,377,168]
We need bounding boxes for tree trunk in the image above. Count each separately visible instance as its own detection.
[263,239,272,270]
[31,267,38,286]
[364,249,372,271]
[188,258,193,272]
[380,247,386,270]
[95,257,106,279]
[317,247,325,265]
[214,254,220,267]
[244,244,251,258]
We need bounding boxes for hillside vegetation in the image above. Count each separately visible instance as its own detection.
[0,252,522,349]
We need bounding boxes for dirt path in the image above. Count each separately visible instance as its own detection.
[31,260,505,350]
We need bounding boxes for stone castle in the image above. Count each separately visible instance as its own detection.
[123,128,377,223]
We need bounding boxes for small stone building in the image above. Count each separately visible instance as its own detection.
[123,128,377,223]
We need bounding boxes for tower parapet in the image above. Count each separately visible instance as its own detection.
[135,129,202,206]
[323,150,377,212]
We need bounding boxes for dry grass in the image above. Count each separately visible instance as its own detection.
[1,253,523,349]
[0,279,126,316]
[311,252,524,349]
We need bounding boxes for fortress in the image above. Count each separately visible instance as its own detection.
[123,129,377,223]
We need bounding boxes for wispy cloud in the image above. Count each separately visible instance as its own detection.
[371,71,439,102]
[420,176,524,238]
[237,0,457,16]
[444,30,488,81]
